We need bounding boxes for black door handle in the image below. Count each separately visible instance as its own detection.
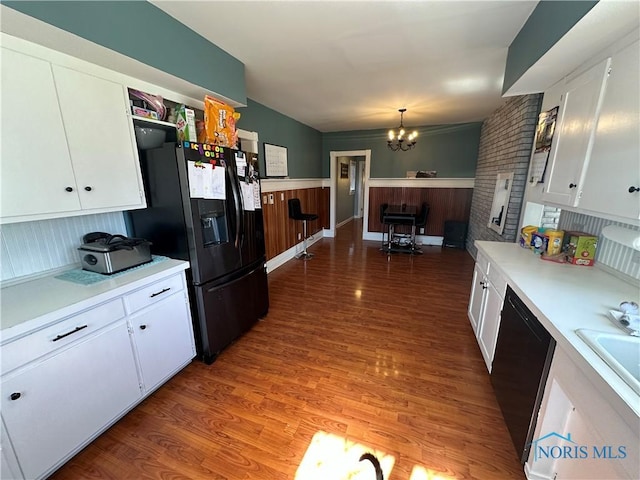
[85,186,93,192]
[65,187,74,192]
[629,186,639,193]
[569,183,577,189]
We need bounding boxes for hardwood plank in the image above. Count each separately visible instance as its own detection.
[50,219,524,480]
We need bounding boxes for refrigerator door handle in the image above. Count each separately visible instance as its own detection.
[228,164,243,249]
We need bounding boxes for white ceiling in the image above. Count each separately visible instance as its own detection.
[151,1,538,132]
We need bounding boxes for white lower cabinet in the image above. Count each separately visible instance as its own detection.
[467,251,507,372]
[1,320,141,480]
[129,290,195,394]
[526,347,639,480]
[0,266,195,480]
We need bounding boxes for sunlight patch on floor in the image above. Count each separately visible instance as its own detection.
[295,431,394,480]
[410,465,457,480]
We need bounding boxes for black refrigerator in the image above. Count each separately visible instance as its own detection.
[128,139,269,364]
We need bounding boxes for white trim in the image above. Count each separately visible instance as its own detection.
[260,178,326,192]
[336,217,354,229]
[367,178,475,188]
[330,150,371,239]
[265,233,322,272]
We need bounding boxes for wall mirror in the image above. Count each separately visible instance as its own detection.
[488,172,514,235]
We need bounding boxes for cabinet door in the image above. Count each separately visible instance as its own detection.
[1,320,141,480]
[478,283,503,373]
[1,418,22,480]
[0,48,80,219]
[578,40,640,220]
[543,58,610,206]
[129,292,195,393]
[52,65,144,211]
[468,263,486,336]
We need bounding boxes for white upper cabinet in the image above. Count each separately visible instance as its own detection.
[0,48,81,217]
[52,65,144,211]
[542,58,610,207]
[0,39,146,224]
[578,39,640,221]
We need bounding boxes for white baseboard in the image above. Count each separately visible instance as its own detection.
[336,216,354,229]
[266,233,323,273]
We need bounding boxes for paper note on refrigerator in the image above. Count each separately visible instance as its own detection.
[253,180,261,209]
[235,152,247,179]
[210,164,226,200]
[187,161,205,198]
[241,181,255,211]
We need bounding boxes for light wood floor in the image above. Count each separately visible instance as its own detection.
[51,219,524,480]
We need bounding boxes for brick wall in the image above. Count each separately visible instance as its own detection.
[467,94,542,258]
[541,205,561,229]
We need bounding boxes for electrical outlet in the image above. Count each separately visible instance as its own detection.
[419,227,425,235]
[297,233,302,240]
[262,195,268,205]
[268,193,274,204]
[280,193,284,201]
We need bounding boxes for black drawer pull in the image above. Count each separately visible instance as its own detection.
[10,392,21,401]
[52,325,88,342]
[150,287,171,298]
[139,324,147,330]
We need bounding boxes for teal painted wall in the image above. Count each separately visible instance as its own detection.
[323,123,482,178]
[4,0,246,104]
[503,0,598,94]
[238,100,323,179]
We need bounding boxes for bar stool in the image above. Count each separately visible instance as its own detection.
[411,202,430,254]
[288,198,318,259]
[379,203,390,250]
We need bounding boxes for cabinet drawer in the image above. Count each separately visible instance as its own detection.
[1,298,125,374]
[476,251,490,275]
[124,273,185,314]
[488,265,507,299]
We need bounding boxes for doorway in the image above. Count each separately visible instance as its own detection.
[328,150,371,238]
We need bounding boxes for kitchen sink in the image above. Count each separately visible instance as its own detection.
[576,329,640,395]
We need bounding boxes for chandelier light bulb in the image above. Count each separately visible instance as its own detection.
[387,108,418,152]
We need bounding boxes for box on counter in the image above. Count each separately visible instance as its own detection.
[176,105,197,142]
[563,231,597,266]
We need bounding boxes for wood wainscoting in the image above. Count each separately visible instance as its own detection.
[369,186,473,236]
[261,186,329,260]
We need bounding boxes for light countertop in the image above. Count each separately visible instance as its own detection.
[476,241,640,424]
[0,259,189,342]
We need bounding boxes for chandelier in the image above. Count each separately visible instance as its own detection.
[387,108,418,151]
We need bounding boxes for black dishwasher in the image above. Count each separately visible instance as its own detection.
[490,286,556,464]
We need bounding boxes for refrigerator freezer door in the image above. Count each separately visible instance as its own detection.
[193,261,269,363]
